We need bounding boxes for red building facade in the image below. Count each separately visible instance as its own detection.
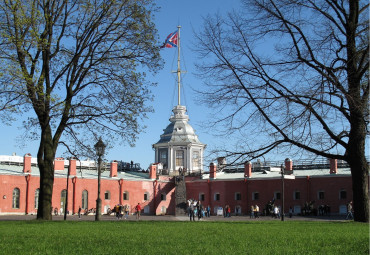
[0,154,360,216]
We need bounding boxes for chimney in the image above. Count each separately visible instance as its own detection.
[330,158,337,174]
[54,157,65,171]
[210,163,217,179]
[69,158,77,176]
[244,161,252,177]
[23,153,32,173]
[285,158,293,174]
[217,157,226,171]
[149,164,157,179]
[110,160,118,177]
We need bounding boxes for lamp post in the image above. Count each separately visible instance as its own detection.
[95,137,106,221]
[64,159,71,221]
[281,164,285,222]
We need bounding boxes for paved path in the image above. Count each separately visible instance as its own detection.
[0,214,349,222]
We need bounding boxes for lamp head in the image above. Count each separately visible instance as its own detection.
[94,137,106,157]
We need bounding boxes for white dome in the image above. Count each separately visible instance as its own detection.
[155,105,203,145]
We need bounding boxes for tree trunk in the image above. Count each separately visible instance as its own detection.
[36,126,56,220]
[349,158,369,223]
[347,110,369,222]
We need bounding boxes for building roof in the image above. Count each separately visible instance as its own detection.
[0,162,151,181]
[153,105,205,146]
[200,167,351,181]
[0,155,351,181]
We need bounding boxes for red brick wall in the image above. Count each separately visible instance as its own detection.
[185,176,353,215]
[0,172,353,216]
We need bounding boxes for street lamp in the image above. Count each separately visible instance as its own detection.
[281,164,285,222]
[95,137,106,221]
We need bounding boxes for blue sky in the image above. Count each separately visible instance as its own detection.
[0,0,241,169]
[0,1,367,169]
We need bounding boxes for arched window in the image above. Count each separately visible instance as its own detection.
[82,190,88,210]
[60,189,67,214]
[104,191,111,200]
[12,188,20,209]
[35,189,40,209]
[123,191,129,200]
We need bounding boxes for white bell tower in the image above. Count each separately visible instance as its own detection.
[153,26,206,174]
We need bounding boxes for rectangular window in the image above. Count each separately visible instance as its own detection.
[294,191,300,200]
[161,193,166,201]
[192,151,200,168]
[252,192,259,200]
[318,191,325,200]
[176,150,184,167]
[159,150,167,166]
[199,193,205,201]
[275,192,281,200]
[214,193,220,201]
[144,193,149,201]
[340,190,347,199]
[123,192,129,200]
[104,191,110,200]
[235,192,241,201]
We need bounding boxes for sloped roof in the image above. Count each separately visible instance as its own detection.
[154,105,205,146]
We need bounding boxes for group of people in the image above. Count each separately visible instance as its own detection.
[250,205,260,218]
[187,199,211,221]
[224,205,231,217]
[76,203,141,220]
[109,204,131,219]
[112,203,142,220]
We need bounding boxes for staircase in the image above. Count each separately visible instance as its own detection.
[174,175,187,216]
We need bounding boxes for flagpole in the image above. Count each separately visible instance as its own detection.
[177,25,181,106]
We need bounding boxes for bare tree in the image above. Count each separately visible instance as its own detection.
[0,0,162,220]
[195,0,369,222]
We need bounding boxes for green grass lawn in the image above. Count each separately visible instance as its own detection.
[0,220,368,254]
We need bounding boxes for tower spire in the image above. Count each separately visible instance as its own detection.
[177,25,181,106]
[171,25,186,106]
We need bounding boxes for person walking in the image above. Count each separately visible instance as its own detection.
[78,206,81,219]
[124,204,130,219]
[289,206,293,218]
[346,201,353,220]
[135,203,141,220]
[115,204,120,219]
[274,206,279,218]
[227,205,231,218]
[189,203,195,221]
[197,202,203,220]
[255,205,259,218]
